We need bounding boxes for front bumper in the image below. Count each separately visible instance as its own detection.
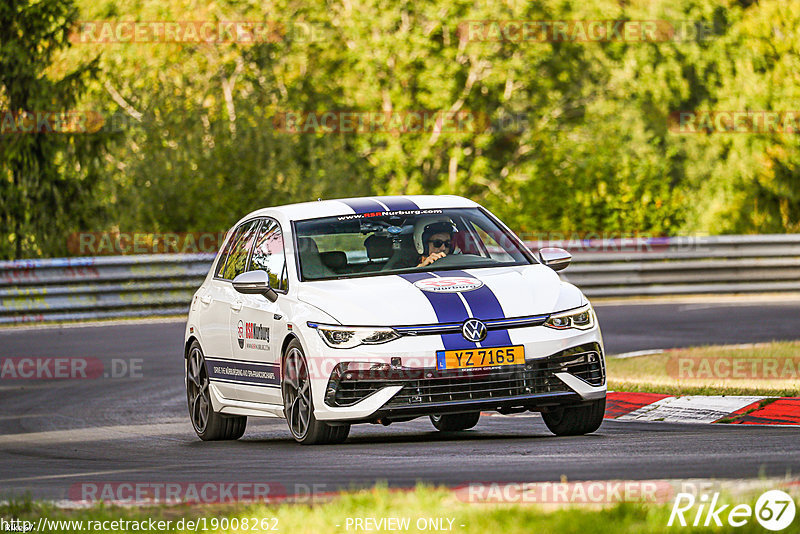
[321,343,605,422]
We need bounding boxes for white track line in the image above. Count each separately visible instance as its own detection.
[608,349,665,359]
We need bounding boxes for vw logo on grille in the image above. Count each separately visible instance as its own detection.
[462,319,487,342]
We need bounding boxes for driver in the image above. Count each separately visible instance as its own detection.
[414,219,456,268]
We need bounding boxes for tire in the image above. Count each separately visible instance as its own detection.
[430,412,481,431]
[542,398,605,436]
[186,341,247,441]
[282,340,350,445]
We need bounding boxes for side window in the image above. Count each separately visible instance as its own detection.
[250,219,288,291]
[471,221,514,262]
[219,220,260,280]
[214,227,239,278]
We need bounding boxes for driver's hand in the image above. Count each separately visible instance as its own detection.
[418,252,447,267]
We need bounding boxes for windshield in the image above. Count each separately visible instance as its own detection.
[293,207,533,280]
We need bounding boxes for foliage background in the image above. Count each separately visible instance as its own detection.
[2,0,799,259]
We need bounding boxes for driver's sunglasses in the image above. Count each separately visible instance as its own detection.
[428,239,451,248]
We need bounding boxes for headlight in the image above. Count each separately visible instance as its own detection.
[307,322,400,349]
[544,304,595,331]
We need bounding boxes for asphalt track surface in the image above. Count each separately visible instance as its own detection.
[1,300,799,501]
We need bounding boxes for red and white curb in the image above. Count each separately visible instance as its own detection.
[724,397,800,425]
[605,392,800,425]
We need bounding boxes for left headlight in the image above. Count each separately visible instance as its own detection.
[306,322,400,349]
[544,304,595,331]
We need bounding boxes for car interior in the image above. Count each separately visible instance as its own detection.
[298,226,492,279]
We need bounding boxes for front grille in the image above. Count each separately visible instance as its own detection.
[392,314,549,336]
[326,344,604,408]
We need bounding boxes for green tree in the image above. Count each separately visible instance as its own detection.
[14,0,800,258]
[0,0,107,259]
[687,0,800,233]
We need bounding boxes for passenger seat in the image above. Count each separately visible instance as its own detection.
[297,237,337,279]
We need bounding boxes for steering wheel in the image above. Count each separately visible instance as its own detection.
[422,253,463,268]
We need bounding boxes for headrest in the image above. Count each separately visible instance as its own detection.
[364,235,393,260]
[320,251,347,270]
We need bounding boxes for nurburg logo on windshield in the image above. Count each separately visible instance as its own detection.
[462,319,487,342]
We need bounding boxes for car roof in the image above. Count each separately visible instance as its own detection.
[239,195,481,224]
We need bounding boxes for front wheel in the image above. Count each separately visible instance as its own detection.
[282,340,350,445]
[186,341,247,440]
[542,398,605,436]
[430,412,481,431]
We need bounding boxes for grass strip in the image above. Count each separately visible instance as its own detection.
[0,485,789,534]
[607,341,800,396]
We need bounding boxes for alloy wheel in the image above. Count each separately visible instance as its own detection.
[187,346,211,433]
[283,348,312,439]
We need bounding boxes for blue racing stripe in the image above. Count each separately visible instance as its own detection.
[378,196,420,211]
[339,198,386,214]
[439,270,513,346]
[397,272,430,283]
[398,273,476,350]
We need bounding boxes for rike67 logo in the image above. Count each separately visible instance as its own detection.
[669,490,796,531]
[237,320,269,349]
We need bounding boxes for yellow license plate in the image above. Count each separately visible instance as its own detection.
[436,345,525,371]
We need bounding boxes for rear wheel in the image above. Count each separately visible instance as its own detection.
[282,340,350,445]
[186,341,247,441]
[542,398,605,436]
[430,412,481,431]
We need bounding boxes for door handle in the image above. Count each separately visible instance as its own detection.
[200,295,212,305]
[230,301,243,312]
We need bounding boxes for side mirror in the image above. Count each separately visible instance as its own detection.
[538,247,571,271]
[232,270,278,302]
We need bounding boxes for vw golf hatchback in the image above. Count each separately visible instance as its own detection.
[184,195,606,444]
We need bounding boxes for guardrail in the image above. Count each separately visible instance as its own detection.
[0,254,214,324]
[0,235,799,324]
[560,234,800,297]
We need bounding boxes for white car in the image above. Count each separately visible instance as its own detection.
[184,195,606,444]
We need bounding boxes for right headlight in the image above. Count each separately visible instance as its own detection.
[306,322,400,349]
[544,304,595,331]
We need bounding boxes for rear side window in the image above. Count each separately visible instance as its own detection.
[217,220,260,280]
[250,218,288,291]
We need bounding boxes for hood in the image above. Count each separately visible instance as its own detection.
[296,265,585,326]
